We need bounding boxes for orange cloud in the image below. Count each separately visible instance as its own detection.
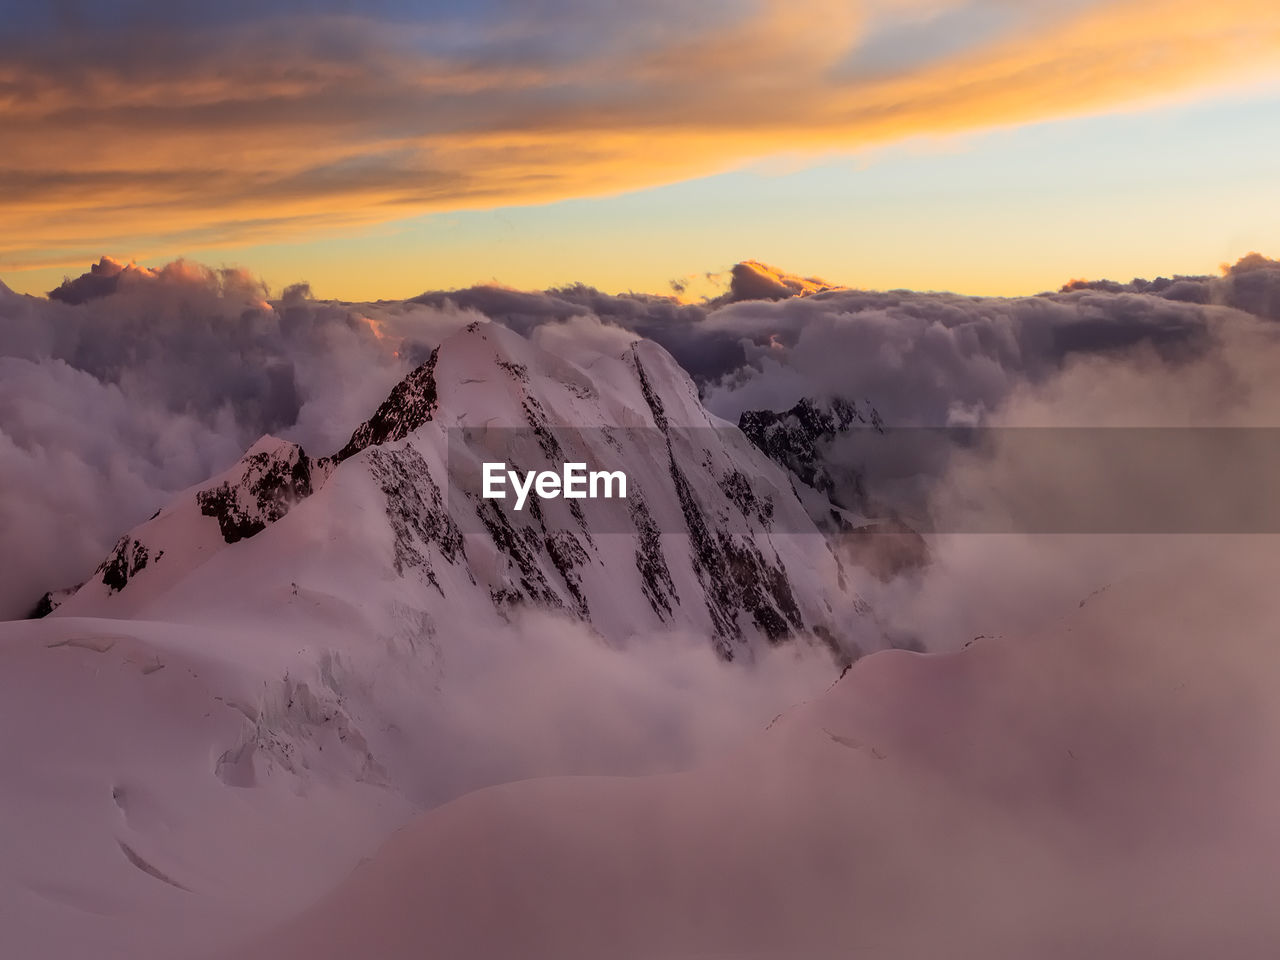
[1,0,1278,271]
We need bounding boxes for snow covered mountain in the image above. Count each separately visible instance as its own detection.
[48,320,870,658]
[7,313,1279,960]
[2,321,882,960]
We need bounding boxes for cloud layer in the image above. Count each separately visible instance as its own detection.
[3,252,1278,619]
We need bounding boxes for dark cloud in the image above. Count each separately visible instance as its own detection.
[1225,253,1280,322]
[695,285,1229,426]
[46,255,133,304]
[1061,253,1280,321]
[719,260,841,302]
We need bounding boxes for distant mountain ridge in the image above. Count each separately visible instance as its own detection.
[739,397,929,581]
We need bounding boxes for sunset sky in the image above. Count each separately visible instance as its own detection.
[3,0,1279,300]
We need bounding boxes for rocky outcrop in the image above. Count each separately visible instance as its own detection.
[739,397,881,507]
[197,441,319,545]
[97,537,154,593]
[336,348,439,462]
[630,344,814,657]
[365,444,467,594]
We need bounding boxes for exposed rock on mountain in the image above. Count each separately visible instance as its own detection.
[740,396,881,508]
[739,397,929,580]
[196,441,324,545]
[336,347,440,462]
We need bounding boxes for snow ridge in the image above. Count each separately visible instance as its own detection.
[336,347,440,462]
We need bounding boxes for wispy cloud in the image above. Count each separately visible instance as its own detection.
[2,0,1278,267]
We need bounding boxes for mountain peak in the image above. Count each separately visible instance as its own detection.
[47,323,874,659]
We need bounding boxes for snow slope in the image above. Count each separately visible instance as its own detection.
[0,615,414,959]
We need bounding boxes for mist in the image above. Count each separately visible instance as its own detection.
[234,534,1280,960]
